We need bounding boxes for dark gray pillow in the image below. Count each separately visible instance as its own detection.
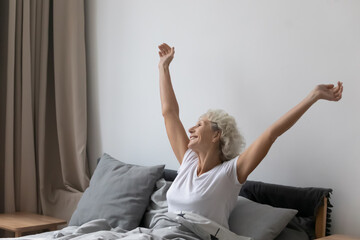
[69,153,165,230]
[275,227,308,240]
[229,197,298,240]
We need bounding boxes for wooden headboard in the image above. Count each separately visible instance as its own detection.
[315,196,328,238]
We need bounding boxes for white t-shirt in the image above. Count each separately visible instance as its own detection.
[166,148,243,229]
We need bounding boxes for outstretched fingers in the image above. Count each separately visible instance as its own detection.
[334,91,342,101]
[333,82,342,93]
[158,43,170,53]
[316,82,344,102]
[162,43,171,51]
[332,82,343,101]
[159,43,175,56]
[334,82,343,93]
[325,84,335,89]
[158,45,165,54]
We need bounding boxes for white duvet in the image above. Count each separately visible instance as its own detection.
[6,212,252,240]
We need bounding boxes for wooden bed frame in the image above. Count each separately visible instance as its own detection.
[315,196,328,238]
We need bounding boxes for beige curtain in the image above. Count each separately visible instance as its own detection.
[0,0,89,222]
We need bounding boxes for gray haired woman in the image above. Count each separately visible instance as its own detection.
[158,43,343,228]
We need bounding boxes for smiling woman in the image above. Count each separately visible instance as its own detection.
[158,42,343,229]
[197,109,245,162]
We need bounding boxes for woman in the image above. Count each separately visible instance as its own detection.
[158,43,343,229]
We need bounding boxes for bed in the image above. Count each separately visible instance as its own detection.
[12,153,332,240]
[163,169,332,240]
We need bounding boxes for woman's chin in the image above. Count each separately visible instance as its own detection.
[187,142,199,152]
[187,142,195,150]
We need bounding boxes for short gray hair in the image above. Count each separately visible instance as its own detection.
[200,109,245,162]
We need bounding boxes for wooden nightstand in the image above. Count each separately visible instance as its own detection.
[0,212,66,237]
[317,235,360,240]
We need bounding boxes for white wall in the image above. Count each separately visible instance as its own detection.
[85,0,360,237]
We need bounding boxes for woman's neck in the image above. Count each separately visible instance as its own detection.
[196,147,222,176]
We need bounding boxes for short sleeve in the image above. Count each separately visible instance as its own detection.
[177,149,198,174]
[222,157,242,186]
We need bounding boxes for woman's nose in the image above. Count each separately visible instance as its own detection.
[189,127,194,133]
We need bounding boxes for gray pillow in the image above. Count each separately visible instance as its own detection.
[69,153,165,230]
[229,196,298,240]
[274,227,308,240]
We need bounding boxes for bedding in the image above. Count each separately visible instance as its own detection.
[142,178,172,228]
[6,156,332,240]
[145,178,298,240]
[14,213,251,240]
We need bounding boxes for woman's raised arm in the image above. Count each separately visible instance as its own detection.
[236,82,343,184]
[158,43,189,164]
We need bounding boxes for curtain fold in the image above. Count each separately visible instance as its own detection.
[1,0,89,223]
[0,0,10,216]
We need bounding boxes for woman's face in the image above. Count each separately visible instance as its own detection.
[188,117,219,151]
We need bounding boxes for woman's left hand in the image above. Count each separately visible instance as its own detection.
[312,81,343,102]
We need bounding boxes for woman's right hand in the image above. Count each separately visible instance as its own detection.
[158,43,175,68]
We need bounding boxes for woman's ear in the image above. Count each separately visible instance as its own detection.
[212,130,221,143]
